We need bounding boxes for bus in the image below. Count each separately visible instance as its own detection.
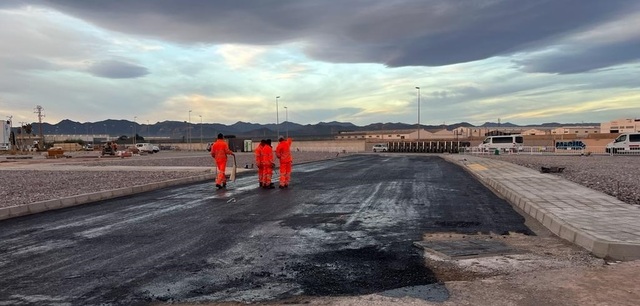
[478,135,524,152]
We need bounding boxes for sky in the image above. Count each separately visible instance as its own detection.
[1,0,639,127]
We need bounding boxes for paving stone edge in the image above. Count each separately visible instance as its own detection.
[440,154,640,261]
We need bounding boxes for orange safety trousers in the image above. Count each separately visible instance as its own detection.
[262,164,273,185]
[215,159,227,185]
[279,162,292,186]
[257,164,265,185]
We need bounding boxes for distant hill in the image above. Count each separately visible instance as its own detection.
[21,119,597,139]
[480,122,519,128]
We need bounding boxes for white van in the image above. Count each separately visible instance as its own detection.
[606,133,640,154]
[135,143,155,153]
[479,135,524,152]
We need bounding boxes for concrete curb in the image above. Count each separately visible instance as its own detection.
[440,154,640,261]
[0,173,216,221]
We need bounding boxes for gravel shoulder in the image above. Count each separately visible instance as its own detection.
[0,151,347,208]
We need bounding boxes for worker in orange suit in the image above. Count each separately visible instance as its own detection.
[254,139,266,187]
[276,136,293,188]
[261,139,275,189]
[210,133,234,189]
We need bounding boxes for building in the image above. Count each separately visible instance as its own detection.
[600,118,640,133]
[551,126,600,137]
[335,129,420,140]
[521,128,551,136]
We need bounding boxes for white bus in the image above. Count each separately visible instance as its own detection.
[479,134,524,152]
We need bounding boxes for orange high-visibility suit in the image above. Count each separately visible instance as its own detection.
[254,142,265,187]
[276,138,293,187]
[261,142,274,187]
[210,139,233,186]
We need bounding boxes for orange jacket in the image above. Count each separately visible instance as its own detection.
[261,144,274,165]
[276,138,293,163]
[210,139,233,161]
[254,143,264,166]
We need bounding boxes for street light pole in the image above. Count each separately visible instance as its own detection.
[188,110,192,151]
[199,115,202,150]
[415,86,421,140]
[284,106,288,138]
[133,116,137,145]
[275,96,280,138]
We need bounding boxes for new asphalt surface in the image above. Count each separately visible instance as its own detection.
[0,155,532,305]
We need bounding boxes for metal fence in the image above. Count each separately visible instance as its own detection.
[386,141,471,153]
[459,146,640,156]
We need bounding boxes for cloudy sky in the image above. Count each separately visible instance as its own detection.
[1,0,639,126]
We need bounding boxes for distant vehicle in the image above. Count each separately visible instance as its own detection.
[372,143,388,152]
[555,140,586,150]
[135,143,155,153]
[479,135,524,152]
[152,145,160,153]
[83,144,94,151]
[101,141,116,156]
[606,133,640,154]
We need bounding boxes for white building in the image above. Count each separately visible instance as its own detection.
[600,118,640,133]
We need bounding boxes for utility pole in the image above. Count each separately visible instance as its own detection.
[34,105,45,150]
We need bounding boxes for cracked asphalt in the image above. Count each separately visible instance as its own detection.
[0,155,532,305]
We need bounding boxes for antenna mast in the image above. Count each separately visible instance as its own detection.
[34,105,45,150]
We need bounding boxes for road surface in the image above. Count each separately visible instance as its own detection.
[0,155,531,305]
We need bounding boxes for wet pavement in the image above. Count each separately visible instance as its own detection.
[0,155,532,305]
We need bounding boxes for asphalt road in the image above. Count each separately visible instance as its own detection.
[0,155,532,305]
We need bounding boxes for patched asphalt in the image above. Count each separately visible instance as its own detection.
[0,155,532,305]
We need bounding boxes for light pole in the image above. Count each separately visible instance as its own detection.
[415,86,421,140]
[133,116,137,145]
[275,96,280,138]
[104,124,107,141]
[284,106,288,138]
[199,115,203,150]
[188,110,192,151]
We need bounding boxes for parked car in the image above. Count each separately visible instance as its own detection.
[372,143,388,152]
[152,145,160,153]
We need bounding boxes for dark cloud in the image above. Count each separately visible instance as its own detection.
[86,60,149,79]
[27,0,639,70]
[515,39,640,74]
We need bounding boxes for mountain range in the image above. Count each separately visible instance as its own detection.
[17,120,600,140]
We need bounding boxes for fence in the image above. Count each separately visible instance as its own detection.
[460,146,640,156]
[386,141,471,153]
